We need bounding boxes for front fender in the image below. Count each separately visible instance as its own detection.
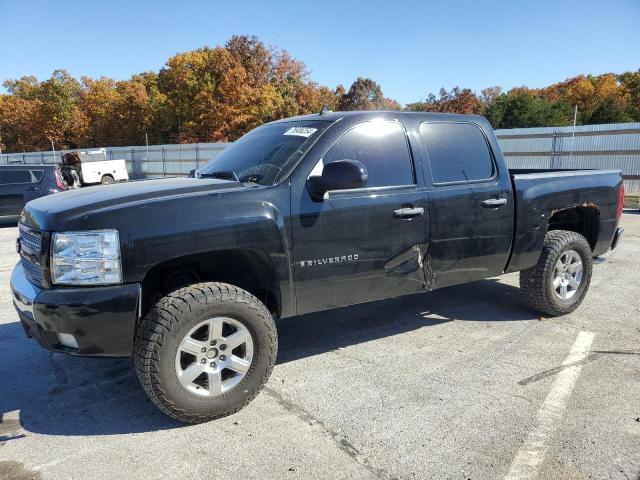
[119,188,294,316]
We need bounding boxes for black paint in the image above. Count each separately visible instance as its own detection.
[11,111,624,357]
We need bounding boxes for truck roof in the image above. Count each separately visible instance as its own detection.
[267,110,487,125]
[0,164,58,170]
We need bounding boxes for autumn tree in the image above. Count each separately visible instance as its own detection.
[130,71,170,144]
[226,35,272,87]
[412,70,640,128]
[2,38,640,153]
[0,94,48,152]
[1,70,82,151]
[406,87,483,115]
[154,36,343,142]
[158,46,263,141]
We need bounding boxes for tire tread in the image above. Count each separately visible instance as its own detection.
[133,282,277,424]
[520,229,593,317]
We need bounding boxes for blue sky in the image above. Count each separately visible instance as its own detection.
[1,0,638,106]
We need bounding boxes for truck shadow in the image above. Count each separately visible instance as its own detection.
[277,278,536,364]
[0,278,536,437]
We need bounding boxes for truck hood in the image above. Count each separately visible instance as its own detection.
[21,177,247,230]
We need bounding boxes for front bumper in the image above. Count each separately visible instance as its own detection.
[11,262,140,357]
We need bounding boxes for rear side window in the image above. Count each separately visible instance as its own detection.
[323,121,414,188]
[0,169,33,185]
[420,122,494,184]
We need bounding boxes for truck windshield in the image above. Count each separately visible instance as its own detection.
[198,120,329,185]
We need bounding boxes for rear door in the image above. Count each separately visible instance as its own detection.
[0,168,40,218]
[419,121,514,288]
[291,120,430,314]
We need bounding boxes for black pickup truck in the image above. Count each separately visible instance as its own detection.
[11,111,624,423]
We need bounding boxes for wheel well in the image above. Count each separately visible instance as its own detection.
[547,205,599,251]
[140,249,281,319]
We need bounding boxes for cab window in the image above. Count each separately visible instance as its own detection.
[420,122,494,184]
[0,169,32,185]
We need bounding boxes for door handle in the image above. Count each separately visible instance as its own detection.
[482,198,507,208]
[26,186,37,192]
[393,207,424,219]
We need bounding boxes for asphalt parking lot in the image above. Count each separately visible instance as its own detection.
[1,213,639,480]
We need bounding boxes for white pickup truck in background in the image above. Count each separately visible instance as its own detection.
[61,148,129,187]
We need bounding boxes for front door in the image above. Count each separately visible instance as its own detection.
[291,120,430,314]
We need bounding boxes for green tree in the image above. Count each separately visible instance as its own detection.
[588,95,633,124]
[339,77,385,110]
[38,70,83,147]
[619,70,640,121]
[486,92,573,129]
[3,75,40,100]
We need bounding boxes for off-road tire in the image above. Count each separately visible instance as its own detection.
[520,230,593,317]
[134,282,277,423]
[101,175,115,185]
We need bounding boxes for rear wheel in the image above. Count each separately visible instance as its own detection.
[520,230,593,316]
[134,282,277,423]
[101,175,115,185]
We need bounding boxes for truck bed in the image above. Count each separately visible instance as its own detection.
[506,168,623,272]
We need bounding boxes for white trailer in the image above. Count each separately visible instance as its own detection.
[61,149,129,186]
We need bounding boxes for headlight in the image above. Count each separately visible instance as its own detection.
[51,230,122,285]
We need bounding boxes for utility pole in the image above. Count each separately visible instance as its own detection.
[569,105,578,160]
[51,140,56,165]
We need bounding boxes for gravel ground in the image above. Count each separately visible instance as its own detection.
[1,213,639,480]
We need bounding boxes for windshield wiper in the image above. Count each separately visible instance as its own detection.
[238,173,263,184]
[198,171,240,182]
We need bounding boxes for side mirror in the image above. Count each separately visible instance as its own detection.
[307,159,368,200]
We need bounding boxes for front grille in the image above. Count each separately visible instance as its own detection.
[18,223,44,287]
[22,257,43,285]
[19,223,42,252]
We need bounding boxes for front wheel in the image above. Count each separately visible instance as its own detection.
[134,282,277,423]
[520,230,593,316]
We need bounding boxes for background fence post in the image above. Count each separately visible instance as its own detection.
[131,148,136,180]
[162,146,166,178]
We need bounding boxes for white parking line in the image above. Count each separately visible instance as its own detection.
[505,331,595,480]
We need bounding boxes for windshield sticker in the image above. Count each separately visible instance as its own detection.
[283,126,317,137]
